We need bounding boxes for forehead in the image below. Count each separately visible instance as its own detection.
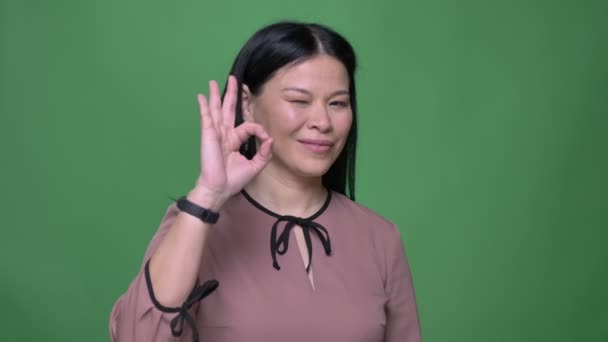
[267,55,350,93]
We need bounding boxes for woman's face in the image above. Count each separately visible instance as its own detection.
[243,54,353,179]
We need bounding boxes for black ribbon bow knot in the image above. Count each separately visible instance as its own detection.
[144,260,219,342]
[169,279,219,342]
[270,215,332,272]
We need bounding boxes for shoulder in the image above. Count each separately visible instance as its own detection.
[330,190,401,240]
[330,191,407,287]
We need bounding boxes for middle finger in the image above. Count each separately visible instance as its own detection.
[222,75,237,129]
[208,80,222,131]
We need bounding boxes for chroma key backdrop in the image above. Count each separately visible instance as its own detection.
[0,1,606,341]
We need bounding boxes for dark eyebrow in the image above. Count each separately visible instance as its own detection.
[281,87,349,97]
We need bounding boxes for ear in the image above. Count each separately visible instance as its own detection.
[241,84,255,123]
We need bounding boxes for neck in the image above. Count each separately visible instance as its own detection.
[244,162,328,218]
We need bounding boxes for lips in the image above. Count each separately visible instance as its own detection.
[297,139,334,146]
[298,139,334,154]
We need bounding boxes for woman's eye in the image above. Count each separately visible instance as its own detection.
[289,100,309,104]
[330,101,349,107]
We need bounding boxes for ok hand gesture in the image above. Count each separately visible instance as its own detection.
[191,75,273,209]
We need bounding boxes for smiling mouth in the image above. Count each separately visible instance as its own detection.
[299,141,332,153]
[298,138,334,146]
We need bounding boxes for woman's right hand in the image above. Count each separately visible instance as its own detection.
[189,75,273,210]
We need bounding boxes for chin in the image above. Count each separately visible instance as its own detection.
[273,149,339,179]
[292,161,334,179]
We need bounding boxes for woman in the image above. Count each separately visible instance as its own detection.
[110,21,421,342]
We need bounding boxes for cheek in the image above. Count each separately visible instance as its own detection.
[336,111,353,136]
[268,106,307,133]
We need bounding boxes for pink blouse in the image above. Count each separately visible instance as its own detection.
[109,189,422,341]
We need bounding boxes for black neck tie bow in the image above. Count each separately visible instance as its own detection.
[270,215,332,272]
[241,188,333,273]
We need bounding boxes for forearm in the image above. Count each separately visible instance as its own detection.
[148,186,224,308]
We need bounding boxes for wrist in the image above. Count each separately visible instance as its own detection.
[186,186,225,212]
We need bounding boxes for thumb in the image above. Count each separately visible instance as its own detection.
[249,138,273,171]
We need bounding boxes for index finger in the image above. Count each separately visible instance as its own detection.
[229,122,270,151]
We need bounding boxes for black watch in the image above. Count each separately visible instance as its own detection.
[176,196,220,224]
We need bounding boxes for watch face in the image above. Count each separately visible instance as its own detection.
[203,211,219,223]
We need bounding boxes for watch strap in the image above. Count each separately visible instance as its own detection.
[176,196,220,224]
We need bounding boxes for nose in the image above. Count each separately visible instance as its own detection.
[307,103,332,132]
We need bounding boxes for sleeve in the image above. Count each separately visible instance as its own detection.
[109,202,218,342]
[383,224,422,342]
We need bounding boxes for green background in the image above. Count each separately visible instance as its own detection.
[1,0,606,341]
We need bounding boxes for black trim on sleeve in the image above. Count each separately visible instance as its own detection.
[144,259,219,342]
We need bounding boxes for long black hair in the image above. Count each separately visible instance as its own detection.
[224,21,358,201]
